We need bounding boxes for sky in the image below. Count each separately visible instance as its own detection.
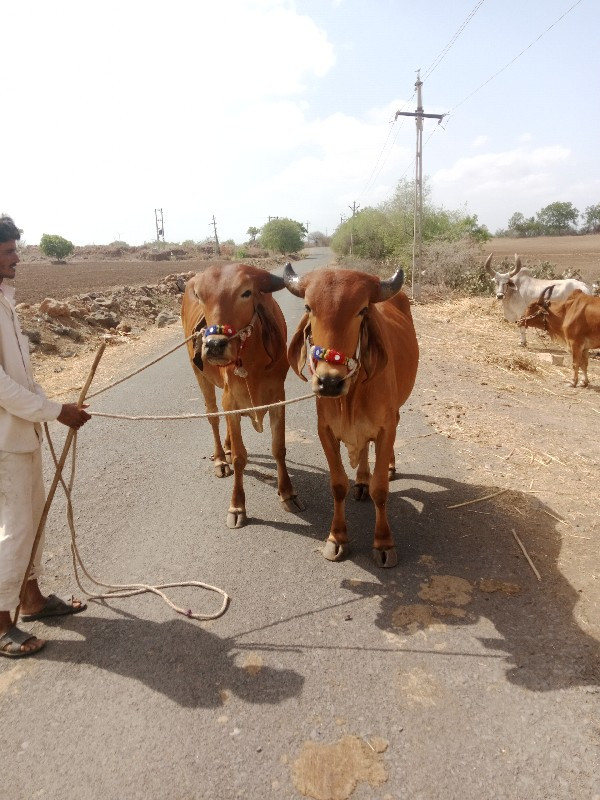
[3,0,599,246]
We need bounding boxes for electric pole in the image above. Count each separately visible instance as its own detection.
[348,201,360,256]
[395,71,445,299]
[154,208,165,245]
[210,215,220,255]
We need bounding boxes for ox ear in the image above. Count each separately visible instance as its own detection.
[360,311,388,383]
[287,313,310,381]
[283,262,306,298]
[484,254,495,277]
[192,316,206,371]
[256,302,286,365]
[540,285,554,307]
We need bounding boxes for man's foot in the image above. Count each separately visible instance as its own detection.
[21,594,87,622]
[0,626,46,658]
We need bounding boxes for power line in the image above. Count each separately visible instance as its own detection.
[448,0,585,114]
[422,0,487,82]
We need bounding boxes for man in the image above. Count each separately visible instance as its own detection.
[0,215,91,658]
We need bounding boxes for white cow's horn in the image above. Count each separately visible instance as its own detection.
[484,254,495,276]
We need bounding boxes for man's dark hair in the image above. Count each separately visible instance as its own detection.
[0,215,21,243]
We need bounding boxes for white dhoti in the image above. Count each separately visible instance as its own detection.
[0,447,46,611]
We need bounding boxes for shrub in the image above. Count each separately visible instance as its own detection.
[40,233,74,262]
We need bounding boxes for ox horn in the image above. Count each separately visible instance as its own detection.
[375,268,404,302]
[484,254,495,277]
[282,262,305,298]
[539,285,554,307]
[509,254,523,278]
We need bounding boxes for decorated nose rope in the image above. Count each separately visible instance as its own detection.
[196,313,258,378]
[306,333,361,381]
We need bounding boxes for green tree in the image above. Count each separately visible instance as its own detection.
[40,233,74,262]
[536,202,579,235]
[246,226,260,243]
[581,203,600,233]
[260,218,304,254]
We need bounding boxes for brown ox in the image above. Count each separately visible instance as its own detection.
[518,287,600,387]
[181,263,304,528]
[283,264,419,568]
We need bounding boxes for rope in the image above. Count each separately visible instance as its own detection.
[86,333,195,400]
[89,392,315,420]
[36,328,317,620]
[44,422,230,621]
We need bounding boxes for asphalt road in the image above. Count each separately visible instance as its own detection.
[2,249,598,800]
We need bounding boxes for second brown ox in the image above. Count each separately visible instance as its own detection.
[283,263,419,568]
[181,263,304,528]
[518,287,600,387]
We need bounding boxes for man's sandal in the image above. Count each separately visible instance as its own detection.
[0,626,46,658]
[21,594,87,622]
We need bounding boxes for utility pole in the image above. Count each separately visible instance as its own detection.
[395,71,445,299]
[210,215,220,255]
[154,208,165,246]
[348,201,360,256]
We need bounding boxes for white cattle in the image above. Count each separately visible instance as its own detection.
[485,253,592,346]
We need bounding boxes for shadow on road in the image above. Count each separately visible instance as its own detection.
[233,457,600,694]
[38,613,304,708]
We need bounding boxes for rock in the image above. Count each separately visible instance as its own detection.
[84,311,120,329]
[22,329,42,344]
[39,298,75,318]
[93,296,121,313]
[155,311,178,328]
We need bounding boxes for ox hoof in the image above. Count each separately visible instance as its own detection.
[322,540,350,562]
[372,547,398,568]
[353,483,370,502]
[227,508,247,529]
[215,462,233,478]
[281,494,306,513]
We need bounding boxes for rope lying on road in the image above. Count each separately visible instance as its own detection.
[45,424,230,620]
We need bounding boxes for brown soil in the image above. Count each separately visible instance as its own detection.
[487,235,600,284]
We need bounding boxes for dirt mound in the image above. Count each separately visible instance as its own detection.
[17,271,194,364]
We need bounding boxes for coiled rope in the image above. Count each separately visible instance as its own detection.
[19,332,316,625]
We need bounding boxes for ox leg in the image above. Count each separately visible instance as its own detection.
[319,425,350,562]
[519,326,527,347]
[371,428,398,569]
[225,414,248,528]
[568,342,583,387]
[269,405,305,513]
[353,444,370,501]
[194,370,232,477]
[580,349,590,387]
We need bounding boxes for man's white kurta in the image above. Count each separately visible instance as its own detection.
[0,284,62,609]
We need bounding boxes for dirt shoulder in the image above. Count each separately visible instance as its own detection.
[411,297,599,636]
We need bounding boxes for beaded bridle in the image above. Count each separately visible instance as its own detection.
[304,330,361,382]
[195,312,257,377]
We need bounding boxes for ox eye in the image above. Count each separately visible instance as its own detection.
[241,289,252,298]
[304,304,311,313]
[358,307,368,317]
